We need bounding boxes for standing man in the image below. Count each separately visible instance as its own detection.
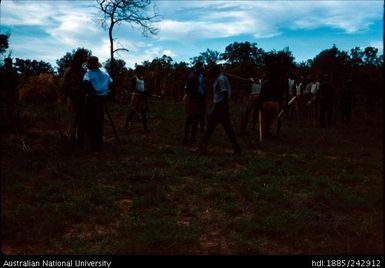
[303,76,313,118]
[196,64,241,155]
[0,58,19,129]
[196,62,206,133]
[259,58,286,139]
[241,77,261,133]
[125,65,149,131]
[339,79,354,124]
[287,75,296,119]
[61,50,88,148]
[83,56,112,153]
[183,61,205,145]
[311,76,320,119]
[294,75,304,118]
[318,74,334,128]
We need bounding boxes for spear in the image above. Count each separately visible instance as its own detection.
[258,109,263,146]
[224,73,253,82]
[103,102,120,145]
[276,96,297,120]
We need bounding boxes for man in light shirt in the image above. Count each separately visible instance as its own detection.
[196,64,241,155]
[83,56,113,153]
[241,77,262,133]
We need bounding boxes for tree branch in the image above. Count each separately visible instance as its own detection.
[113,48,129,54]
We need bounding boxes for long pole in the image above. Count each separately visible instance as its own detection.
[277,96,297,120]
[258,109,263,144]
[104,102,120,145]
[224,72,252,83]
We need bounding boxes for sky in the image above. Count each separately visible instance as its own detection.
[0,0,383,70]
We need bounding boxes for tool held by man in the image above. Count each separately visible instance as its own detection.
[276,96,297,120]
[104,103,120,145]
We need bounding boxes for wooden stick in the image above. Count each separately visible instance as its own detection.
[277,96,297,120]
[104,102,120,145]
[258,110,263,144]
[224,72,252,82]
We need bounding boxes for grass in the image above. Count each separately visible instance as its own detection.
[1,98,383,255]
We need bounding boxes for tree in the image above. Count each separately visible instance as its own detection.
[0,32,10,55]
[362,46,381,66]
[349,47,364,67]
[143,54,173,74]
[14,58,54,75]
[104,58,128,75]
[263,49,295,79]
[190,49,221,65]
[96,0,161,95]
[142,54,173,94]
[311,45,350,83]
[220,41,265,66]
[56,47,92,76]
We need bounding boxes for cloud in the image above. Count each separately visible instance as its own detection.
[369,41,383,51]
[124,46,176,67]
[1,0,382,66]
[162,49,176,57]
[1,0,54,26]
[156,1,383,41]
[46,14,98,46]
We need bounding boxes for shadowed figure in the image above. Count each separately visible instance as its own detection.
[318,74,335,129]
[125,65,149,131]
[241,77,262,133]
[183,61,205,145]
[259,56,286,139]
[196,64,241,155]
[0,58,19,130]
[61,50,88,148]
[339,79,354,124]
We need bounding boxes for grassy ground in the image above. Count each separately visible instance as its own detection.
[1,98,383,255]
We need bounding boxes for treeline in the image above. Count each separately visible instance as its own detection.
[1,32,383,105]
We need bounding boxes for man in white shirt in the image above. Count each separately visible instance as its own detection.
[83,56,113,153]
[196,64,241,155]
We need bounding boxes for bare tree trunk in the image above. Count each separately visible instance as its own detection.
[108,21,116,100]
[109,22,114,65]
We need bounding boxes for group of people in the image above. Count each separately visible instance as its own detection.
[1,54,355,155]
[240,72,354,135]
[286,74,354,127]
[183,62,242,155]
[181,60,356,155]
[61,52,112,153]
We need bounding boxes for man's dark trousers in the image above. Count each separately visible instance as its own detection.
[86,95,105,152]
[202,98,240,151]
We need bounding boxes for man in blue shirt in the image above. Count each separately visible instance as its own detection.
[83,56,112,153]
[196,64,241,155]
[196,63,206,132]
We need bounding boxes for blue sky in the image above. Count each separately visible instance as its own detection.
[0,0,383,70]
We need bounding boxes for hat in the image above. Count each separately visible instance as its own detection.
[86,56,102,69]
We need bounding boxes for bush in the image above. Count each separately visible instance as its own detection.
[18,73,60,103]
